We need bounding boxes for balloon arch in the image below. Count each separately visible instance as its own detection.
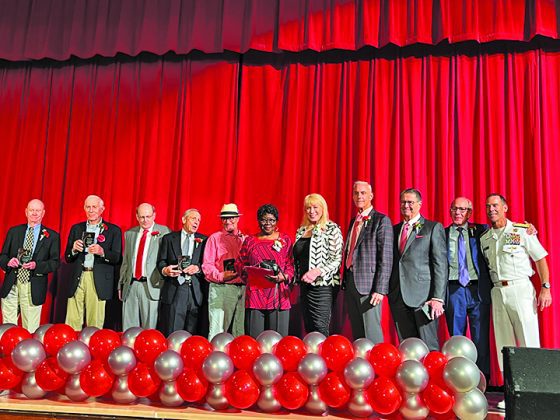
[0,324,488,419]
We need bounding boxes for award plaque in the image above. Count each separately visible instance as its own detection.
[223,258,235,272]
[178,255,192,271]
[17,247,31,266]
[82,231,96,252]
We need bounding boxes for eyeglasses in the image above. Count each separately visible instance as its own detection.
[450,207,470,213]
[259,218,277,225]
[400,201,417,206]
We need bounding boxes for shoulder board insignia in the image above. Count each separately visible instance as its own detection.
[512,223,530,228]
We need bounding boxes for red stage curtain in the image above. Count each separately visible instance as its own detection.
[0,0,559,60]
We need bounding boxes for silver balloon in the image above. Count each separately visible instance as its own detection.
[344,357,375,390]
[256,330,282,353]
[257,385,282,412]
[111,375,138,404]
[348,389,374,418]
[252,353,283,386]
[107,346,137,376]
[202,351,234,384]
[305,384,328,415]
[65,373,89,402]
[396,360,429,393]
[442,335,478,363]
[297,353,328,385]
[159,381,184,407]
[154,350,184,382]
[303,331,326,354]
[453,388,488,420]
[211,332,234,352]
[167,330,191,352]
[353,338,374,359]
[78,326,99,346]
[206,383,229,410]
[21,372,47,399]
[399,392,429,419]
[121,326,143,348]
[57,340,91,374]
[32,324,52,344]
[443,356,480,393]
[11,338,46,372]
[399,337,429,361]
[477,371,487,393]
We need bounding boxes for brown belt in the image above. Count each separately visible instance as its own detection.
[82,267,94,272]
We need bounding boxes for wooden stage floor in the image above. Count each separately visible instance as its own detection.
[0,392,506,419]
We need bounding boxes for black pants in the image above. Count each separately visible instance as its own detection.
[158,283,199,336]
[245,308,289,338]
[300,283,333,336]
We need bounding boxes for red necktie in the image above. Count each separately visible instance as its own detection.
[346,214,363,269]
[399,222,410,254]
[134,229,148,279]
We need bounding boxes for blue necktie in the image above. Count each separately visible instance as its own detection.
[457,227,469,286]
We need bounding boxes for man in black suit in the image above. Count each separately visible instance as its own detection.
[157,209,207,336]
[0,199,60,332]
[389,188,448,351]
[65,195,122,330]
[445,197,491,381]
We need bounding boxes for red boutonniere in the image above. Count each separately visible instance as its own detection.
[97,234,106,243]
[194,237,203,247]
[151,231,160,236]
[40,229,50,240]
[99,223,108,234]
[362,215,371,226]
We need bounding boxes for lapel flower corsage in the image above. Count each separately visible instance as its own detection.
[311,224,324,237]
[194,237,203,248]
[99,223,108,234]
[97,234,106,243]
[468,223,476,237]
[413,221,424,233]
[272,238,286,252]
[361,215,371,227]
[40,229,50,240]
[151,230,160,237]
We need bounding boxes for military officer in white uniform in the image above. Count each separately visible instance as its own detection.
[481,193,552,374]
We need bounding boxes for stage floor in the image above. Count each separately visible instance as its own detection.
[0,392,506,419]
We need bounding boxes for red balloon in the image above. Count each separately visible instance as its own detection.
[79,359,114,397]
[35,357,68,391]
[177,369,208,402]
[368,342,402,378]
[228,335,261,371]
[225,369,260,409]
[274,372,309,410]
[128,362,161,398]
[274,336,307,372]
[422,382,455,414]
[423,351,448,388]
[0,358,23,390]
[43,324,77,356]
[366,376,403,415]
[0,327,32,357]
[89,329,121,361]
[181,336,213,372]
[318,371,351,408]
[320,335,354,373]
[134,329,167,365]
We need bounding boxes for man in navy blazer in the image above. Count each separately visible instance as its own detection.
[64,195,122,330]
[389,188,448,351]
[445,197,491,381]
[0,199,60,332]
[157,209,207,336]
[344,181,394,343]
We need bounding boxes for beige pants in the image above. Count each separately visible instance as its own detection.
[65,272,105,330]
[1,281,41,332]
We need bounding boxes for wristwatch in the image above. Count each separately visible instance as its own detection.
[542,282,551,289]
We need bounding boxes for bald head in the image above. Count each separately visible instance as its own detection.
[136,202,156,229]
[449,196,473,226]
[84,195,105,224]
[25,199,45,227]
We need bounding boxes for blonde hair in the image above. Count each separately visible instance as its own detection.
[300,193,330,229]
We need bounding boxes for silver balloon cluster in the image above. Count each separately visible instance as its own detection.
[202,351,234,410]
[107,345,137,404]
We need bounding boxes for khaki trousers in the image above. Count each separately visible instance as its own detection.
[1,280,41,332]
[65,272,105,330]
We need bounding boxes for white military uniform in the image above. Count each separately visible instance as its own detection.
[480,219,548,371]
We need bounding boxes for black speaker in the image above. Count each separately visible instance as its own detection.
[503,347,560,419]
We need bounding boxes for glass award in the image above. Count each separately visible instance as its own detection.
[223,258,235,272]
[17,247,31,266]
[82,231,96,252]
[178,255,191,271]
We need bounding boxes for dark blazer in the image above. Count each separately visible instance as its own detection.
[0,224,60,305]
[345,210,394,295]
[390,217,448,307]
[64,221,122,300]
[157,231,207,306]
[445,223,491,304]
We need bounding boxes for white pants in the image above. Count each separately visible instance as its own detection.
[491,278,540,372]
[1,281,42,332]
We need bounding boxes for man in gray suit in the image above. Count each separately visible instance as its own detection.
[118,203,170,330]
[389,188,448,350]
